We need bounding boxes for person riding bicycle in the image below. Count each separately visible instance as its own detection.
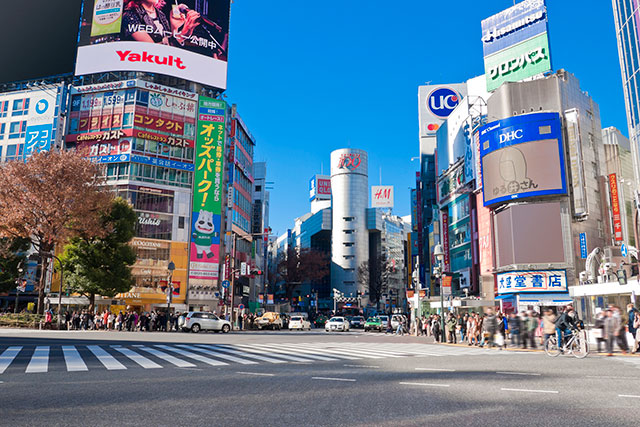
[555,305,580,350]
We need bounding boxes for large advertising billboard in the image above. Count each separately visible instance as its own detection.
[309,174,331,201]
[371,185,394,208]
[481,0,551,92]
[479,112,566,206]
[76,1,230,89]
[23,87,62,159]
[418,84,467,142]
[609,173,624,242]
[497,269,567,294]
[189,96,226,285]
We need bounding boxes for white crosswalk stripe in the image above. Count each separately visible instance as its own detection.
[0,341,529,376]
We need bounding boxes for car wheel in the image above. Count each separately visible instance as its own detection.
[222,324,230,333]
[191,324,201,333]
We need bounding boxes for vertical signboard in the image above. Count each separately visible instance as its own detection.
[565,109,588,217]
[579,232,588,259]
[441,210,450,271]
[609,173,623,242]
[371,185,394,208]
[189,97,226,284]
[24,87,60,159]
[410,189,418,231]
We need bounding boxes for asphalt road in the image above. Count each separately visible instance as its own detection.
[1,328,640,427]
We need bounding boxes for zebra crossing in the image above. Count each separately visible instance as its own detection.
[0,342,519,376]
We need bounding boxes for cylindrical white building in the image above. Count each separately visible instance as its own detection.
[330,148,369,304]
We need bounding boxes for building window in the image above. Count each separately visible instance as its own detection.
[255,185,262,192]
[343,216,354,221]
[343,255,354,259]
[343,242,354,247]
[179,216,185,229]
[5,144,22,162]
[0,123,5,140]
[343,230,354,234]
[8,121,26,139]
[0,101,8,118]
[11,99,29,116]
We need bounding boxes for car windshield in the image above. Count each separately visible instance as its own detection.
[330,317,343,322]
[354,317,364,321]
[290,317,302,321]
[367,317,379,322]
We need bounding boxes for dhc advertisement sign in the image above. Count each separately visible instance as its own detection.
[479,112,566,206]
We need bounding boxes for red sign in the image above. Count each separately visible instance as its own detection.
[337,153,361,170]
[263,227,269,242]
[317,178,331,195]
[84,139,132,157]
[133,129,194,147]
[134,112,184,135]
[441,210,450,271]
[66,129,133,143]
[609,173,623,241]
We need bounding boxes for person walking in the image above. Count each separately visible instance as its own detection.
[483,309,497,348]
[541,309,557,346]
[524,311,538,349]
[509,313,521,348]
[627,303,639,353]
[605,308,620,356]
[446,313,457,343]
[594,309,606,353]
[614,306,629,354]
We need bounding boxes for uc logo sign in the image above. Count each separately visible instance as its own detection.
[35,99,49,115]
[427,87,460,118]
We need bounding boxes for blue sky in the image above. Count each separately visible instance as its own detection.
[225,0,627,236]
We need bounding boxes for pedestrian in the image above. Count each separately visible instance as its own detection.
[541,309,557,346]
[594,309,606,353]
[483,309,497,348]
[525,311,537,349]
[627,303,640,353]
[431,316,440,342]
[459,314,467,343]
[614,306,629,354]
[509,313,521,347]
[604,308,620,356]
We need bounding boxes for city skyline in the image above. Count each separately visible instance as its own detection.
[226,0,627,236]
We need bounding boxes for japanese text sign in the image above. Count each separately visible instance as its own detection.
[609,173,623,242]
[497,270,567,294]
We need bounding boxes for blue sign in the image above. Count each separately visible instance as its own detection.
[238,304,245,310]
[92,154,130,164]
[579,233,588,259]
[481,0,549,57]
[24,124,53,156]
[199,107,226,116]
[479,112,567,206]
[427,87,461,118]
[131,154,194,171]
[622,243,628,258]
[221,280,230,289]
[34,98,49,114]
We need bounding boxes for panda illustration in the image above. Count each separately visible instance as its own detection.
[192,210,218,259]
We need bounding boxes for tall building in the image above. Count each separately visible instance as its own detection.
[330,148,369,303]
[251,161,270,310]
[612,0,640,190]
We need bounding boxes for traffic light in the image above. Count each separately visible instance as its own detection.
[251,269,263,275]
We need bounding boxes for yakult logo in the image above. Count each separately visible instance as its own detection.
[499,129,524,143]
[116,50,186,70]
[427,87,461,118]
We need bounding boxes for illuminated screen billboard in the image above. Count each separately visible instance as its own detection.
[479,112,566,206]
[76,0,230,89]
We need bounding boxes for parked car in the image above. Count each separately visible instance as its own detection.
[288,315,311,331]
[314,315,328,328]
[391,314,406,331]
[378,315,390,330]
[325,316,350,332]
[183,312,231,333]
[364,317,383,332]
[256,312,283,330]
[349,316,365,329]
[280,313,290,330]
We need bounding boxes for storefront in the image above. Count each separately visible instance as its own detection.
[569,279,640,326]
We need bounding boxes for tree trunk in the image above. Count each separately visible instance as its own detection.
[37,252,47,315]
[89,293,95,312]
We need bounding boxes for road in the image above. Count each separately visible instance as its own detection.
[1,328,639,426]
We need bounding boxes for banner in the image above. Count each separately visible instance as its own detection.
[609,173,623,241]
[371,185,394,208]
[188,97,226,284]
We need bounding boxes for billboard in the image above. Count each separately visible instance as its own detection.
[371,185,394,208]
[418,84,467,140]
[309,174,331,201]
[189,96,226,284]
[76,1,231,89]
[24,87,62,159]
[609,173,624,241]
[479,112,566,206]
[481,0,551,92]
[496,270,567,294]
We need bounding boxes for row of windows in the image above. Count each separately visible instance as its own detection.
[68,113,134,134]
[232,210,250,233]
[132,138,195,162]
[235,123,254,157]
[116,189,174,214]
[233,188,252,214]
[102,162,193,188]
[0,144,24,162]
[615,0,640,126]
[0,121,27,140]
[0,99,30,118]
[235,169,252,194]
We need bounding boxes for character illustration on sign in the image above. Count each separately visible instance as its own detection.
[493,146,538,196]
[192,210,218,259]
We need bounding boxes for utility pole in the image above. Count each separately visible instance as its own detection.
[166,261,175,332]
[228,232,236,330]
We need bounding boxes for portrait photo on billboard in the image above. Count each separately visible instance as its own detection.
[76,1,230,89]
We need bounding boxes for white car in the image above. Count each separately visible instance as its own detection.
[183,311,231,333]
[288,316,311,331]
[325,316,350,332]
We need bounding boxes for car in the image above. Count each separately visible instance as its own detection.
[391,314,406,330]
[325,316,350,332]
[256,312,283,330]
[288,315,311,330]
[378,315,390,329]
[350,316,365,328]
[183,311,231,333]
[314,315,328,328]
[364,317,383,332]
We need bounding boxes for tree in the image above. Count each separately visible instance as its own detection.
[0,150,112,313]
[61,197,137,310]
[277,247,329,303]
[0,237,31,294]
[358,253,393,307]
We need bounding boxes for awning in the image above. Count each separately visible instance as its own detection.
[45,296,90,305]
[495,293,516,300]
[517,292,572,307]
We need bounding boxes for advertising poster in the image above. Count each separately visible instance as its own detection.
[371,185,394,208]
[496,270,567,294]
[24,87,61,159]
[76,0,231,89]
[609,173,623,241]
[189,96,226,284]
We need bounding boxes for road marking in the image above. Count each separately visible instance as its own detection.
[134,345,196,368]
[0,346,22,374]
[501,388,558,394]
[399,382,450,387]
[618,394,640,398]
[111,346,162,369]
[155,345,228,366]
[587,376,634,380]
[26,346,49,373]
[265,343,353,360]
[250,344,337,361]
[236,371,275,377]
[292,344,365,359]
[199,345,286,364]
[415,368,456,372]
[296,344,382,359]
[312,377,356,382]
[178,345,258,365]
[87,346,126,370]
[233,344,312,362]
[62,346,88,372]
[344,364,380,368]
[496,371,541,376]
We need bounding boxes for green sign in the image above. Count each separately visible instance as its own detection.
[484,33,551,92]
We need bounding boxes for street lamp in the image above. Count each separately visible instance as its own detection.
[14,262,24,314]
[433,243,446,343]
[166,261,175,332]
[42,252,64,330]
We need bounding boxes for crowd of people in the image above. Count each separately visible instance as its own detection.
[60,310,180,332]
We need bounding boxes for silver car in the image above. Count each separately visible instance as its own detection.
[183,311,231,333]
[325,316,350,332]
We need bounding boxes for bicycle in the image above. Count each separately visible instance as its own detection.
[544,328,589,358]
